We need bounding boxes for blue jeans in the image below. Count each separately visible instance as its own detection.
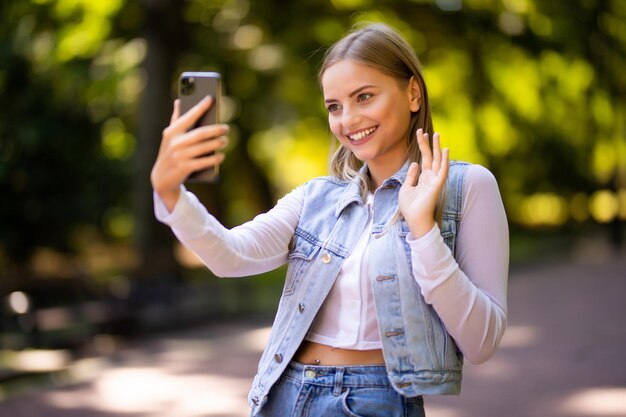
[255,361,425,417]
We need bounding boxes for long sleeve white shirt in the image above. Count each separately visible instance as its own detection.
[155,164,509,364]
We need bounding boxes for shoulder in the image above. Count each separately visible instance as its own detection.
[458,164,504,215]
[444,162,501,210]
[277,175,348,212]
[446,161,498,190]
[307,175,349,186]
[447,161,495,183]
[464,164,500,199]
[284,176,350,209]
[300,175,351,193]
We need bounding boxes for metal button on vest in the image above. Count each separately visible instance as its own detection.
[298,303,305,313]
[321,252,331,263]
[274,353,283,363]
[305,369,316,379]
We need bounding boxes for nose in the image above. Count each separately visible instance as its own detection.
[341,104,362,131]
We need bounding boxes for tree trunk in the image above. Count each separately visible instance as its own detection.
[132,0,185,281]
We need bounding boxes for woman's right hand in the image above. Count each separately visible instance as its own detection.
[150,96,229,212]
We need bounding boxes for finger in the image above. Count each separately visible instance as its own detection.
[402,161,420,188]
[160,100,183,148]
[161,98,213,147]
[183,135,229,160]
[432,132,441,172]
[188,152,226,173]
[173,95,213,133]
[437,148,450,187]
[174,123,230,147]
[418,129,433,170]
[170,99,181,124]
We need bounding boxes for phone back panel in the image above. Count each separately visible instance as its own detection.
[178,72,222,182]
[179,72,221,128]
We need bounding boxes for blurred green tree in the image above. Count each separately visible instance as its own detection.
[0,0,131,288]
[1,0,625,293]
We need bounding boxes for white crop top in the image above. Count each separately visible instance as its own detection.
[305,194,381,349]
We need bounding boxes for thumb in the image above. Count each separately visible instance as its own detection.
[402,162,420,189]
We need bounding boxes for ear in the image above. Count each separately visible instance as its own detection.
[407,76,421,113]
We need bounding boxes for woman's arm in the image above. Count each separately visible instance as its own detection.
[155,185,303,277]
[408,165,509,364]
[151,98,303,277]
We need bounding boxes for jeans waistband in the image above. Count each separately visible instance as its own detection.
[284,360,391,389]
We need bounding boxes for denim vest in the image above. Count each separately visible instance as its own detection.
[249,161,470,414]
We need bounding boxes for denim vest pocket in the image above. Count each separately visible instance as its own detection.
[283,231,321,296]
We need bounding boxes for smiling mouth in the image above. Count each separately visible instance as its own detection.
[347,126,377,142]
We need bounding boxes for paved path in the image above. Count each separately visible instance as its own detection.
[1,250,625,417]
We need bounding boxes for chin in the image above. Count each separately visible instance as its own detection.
[350,151,376,163]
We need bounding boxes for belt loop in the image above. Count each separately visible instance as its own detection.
[333,367,345,396]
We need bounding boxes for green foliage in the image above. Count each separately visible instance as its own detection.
[0,52,125,263]
[1,0,625,275]
[0,0,133,267]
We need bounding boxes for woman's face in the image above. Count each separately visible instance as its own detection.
[321,59,419,176]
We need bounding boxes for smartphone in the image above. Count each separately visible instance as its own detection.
[178,71,222,183]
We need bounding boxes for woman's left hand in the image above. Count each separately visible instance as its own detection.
[398,129,449,238]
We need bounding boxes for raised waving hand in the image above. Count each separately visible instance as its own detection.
[398,128,449,238]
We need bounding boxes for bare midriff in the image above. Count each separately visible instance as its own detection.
[294,340,385,366]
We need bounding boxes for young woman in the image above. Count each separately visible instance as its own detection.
[151,23,508,417]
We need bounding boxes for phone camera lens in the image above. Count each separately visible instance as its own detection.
[181,77,195,95]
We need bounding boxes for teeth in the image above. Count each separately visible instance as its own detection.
[349,127,376,141]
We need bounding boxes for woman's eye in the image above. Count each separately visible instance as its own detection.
[357,93,372,102]
[327,103,340,113]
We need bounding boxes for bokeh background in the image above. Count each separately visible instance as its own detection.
[1,0,625,415]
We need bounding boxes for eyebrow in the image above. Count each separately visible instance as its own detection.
[324,85,377,104]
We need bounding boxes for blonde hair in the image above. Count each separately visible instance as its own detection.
[319,23,434,192]
[319,23,434,199]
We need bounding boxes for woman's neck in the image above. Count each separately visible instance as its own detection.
[367,159,406,189]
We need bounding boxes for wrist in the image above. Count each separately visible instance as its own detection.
[407,218,436,239]
[156,186,181,213]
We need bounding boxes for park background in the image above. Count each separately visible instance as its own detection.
[1,0,625,416]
